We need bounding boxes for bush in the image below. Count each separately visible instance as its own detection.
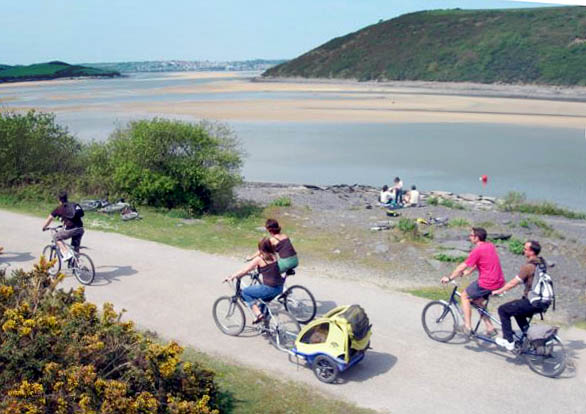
[86,119,243,214]
[270,197,292,207]
[0,111,83,189]
[500,191,585,220]
[508,238,525,255]
[0,261,220,413]
[433,253,468,262]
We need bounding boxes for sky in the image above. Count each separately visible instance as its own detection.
[0,0,578,65]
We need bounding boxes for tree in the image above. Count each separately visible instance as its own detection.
[0,111,82,187]
[88,118,243,214]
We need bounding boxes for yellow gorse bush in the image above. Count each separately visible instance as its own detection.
[0,261,220,413]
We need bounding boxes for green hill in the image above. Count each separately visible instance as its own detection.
[263,6,586,86]
[0,61,120,83]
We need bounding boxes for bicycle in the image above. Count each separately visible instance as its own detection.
[241,269,317,324]
[42,226,96,285]
[421,281,567,378]
[212,277,301,352]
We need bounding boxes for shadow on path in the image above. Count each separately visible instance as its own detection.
[91,264,138,285]
[0,251,35,264]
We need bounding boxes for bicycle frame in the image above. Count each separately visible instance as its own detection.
[443,283,528,348]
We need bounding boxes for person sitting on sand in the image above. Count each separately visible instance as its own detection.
[379,185,395,205]
[407,185,420,207]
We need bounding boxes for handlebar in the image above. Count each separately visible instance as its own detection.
[43,225,63,232]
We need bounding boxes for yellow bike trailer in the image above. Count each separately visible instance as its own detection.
[292,304,371,383]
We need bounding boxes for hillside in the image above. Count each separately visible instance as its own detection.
[0,61,120,83]
[263,6,586,86]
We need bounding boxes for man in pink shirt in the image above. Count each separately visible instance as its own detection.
[441,227,505,335]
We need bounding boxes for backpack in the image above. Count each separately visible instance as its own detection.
[527,261,555,311]
[63,202,85,220]
[339,305,371,341]
[527,325,558,355]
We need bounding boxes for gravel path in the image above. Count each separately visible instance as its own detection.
[1,209,586,414]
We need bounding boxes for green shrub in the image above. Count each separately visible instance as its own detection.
[508,238,525,255]
[433,253,468,262]
[270,196,292,207]
[500,191,585,220]
[0,261,220,413]
[86,118,243,214]
[0,111,83,189]
[397,217,417,234]
[427,196,439,206]
[439,198,465,210]
[519,218,530,228]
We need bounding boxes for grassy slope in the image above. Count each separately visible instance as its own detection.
[0,61,119,81]
[264,6,586,85]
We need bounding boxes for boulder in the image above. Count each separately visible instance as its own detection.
[437,240,471,252]
[459,193,481,201]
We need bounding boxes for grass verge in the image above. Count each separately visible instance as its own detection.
[403,286,452,301]
[180,346,376,414]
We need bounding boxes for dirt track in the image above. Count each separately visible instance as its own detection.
[2,209,585,414]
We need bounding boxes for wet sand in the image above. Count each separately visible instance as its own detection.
[2,72,586,128]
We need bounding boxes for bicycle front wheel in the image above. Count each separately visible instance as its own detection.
[282,285,317,324]
[41,245,61,276]
[212,296,245,336]
[268,309,301,351]
[421,301,457,342]
[524,335,567,378]
[73,253,95,285]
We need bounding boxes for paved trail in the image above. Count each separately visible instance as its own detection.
[2,209,585,414]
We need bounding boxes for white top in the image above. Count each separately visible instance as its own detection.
[409,190,420,205]
[380,190,394,204]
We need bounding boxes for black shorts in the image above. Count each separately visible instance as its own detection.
[465,280,492,300]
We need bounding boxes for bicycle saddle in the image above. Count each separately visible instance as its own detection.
[285,269,296,276]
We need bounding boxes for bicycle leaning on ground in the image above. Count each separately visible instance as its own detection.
[421,280,567,378]
[212,277,301,352]
[240,268,317,324]
[42,226,96,285]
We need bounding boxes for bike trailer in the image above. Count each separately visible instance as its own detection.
[292,304,372,383]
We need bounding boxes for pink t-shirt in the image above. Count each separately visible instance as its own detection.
[465,242,505,290]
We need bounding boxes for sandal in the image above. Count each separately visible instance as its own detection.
[252,314,265,324]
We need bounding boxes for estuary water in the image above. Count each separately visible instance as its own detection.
[1,72,585,210]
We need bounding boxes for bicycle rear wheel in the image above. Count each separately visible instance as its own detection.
[73,253,95,285]
[41,245,61,276]
[421,301,457,342]
[524,335,567,378]
[212,296,245,336]
[282,285,317,324]
[268,309,301,351]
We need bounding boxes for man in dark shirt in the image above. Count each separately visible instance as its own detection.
[492,240,547,351]
[42,191,84,261]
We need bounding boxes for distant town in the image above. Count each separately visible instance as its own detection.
[83,59,286,73]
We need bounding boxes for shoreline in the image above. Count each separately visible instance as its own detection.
[256,76,586,103]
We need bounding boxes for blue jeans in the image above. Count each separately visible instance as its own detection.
[241,284,283,307]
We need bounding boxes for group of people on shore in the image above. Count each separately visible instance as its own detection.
[441,227,552,350]
[379,177,420,208]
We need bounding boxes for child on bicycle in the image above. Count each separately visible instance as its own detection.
[226,237,285,324]
[42,191,84,261]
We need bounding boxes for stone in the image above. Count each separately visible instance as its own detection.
[430,191,453,197]
[459,193,481,201]
[332,249,341,254]
[374,243,389,254]
[437,240,471,252]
